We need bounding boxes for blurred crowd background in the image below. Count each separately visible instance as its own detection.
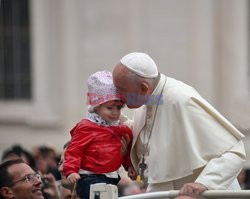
[1,0,250,197]
[1,143,250,198]
[0,144,146,198]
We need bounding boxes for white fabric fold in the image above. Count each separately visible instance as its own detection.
[131,74,246,184]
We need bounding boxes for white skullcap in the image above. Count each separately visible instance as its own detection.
[120,52,158,78]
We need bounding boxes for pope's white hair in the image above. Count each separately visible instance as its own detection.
[124,66,159,88]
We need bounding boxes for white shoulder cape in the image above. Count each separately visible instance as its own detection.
[131,74,244,183]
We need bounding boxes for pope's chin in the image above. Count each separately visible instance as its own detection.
[126,103,143,109]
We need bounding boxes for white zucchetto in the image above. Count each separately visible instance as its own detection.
[120,52,158,78]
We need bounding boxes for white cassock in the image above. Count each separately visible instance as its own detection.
[130,74,246,192]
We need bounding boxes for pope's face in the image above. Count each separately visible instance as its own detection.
[113,64,146,109]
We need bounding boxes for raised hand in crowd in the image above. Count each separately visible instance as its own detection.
[41,173,60,199]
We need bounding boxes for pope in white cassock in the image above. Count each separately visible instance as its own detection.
[112,52,246,194]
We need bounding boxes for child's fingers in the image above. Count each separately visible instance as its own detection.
[67,173,80,184]
[76,174,81,180]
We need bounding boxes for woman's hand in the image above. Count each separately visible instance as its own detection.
[121,134,131,156]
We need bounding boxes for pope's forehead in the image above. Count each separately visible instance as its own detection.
[113,66,127,80]
[114,63,127,73]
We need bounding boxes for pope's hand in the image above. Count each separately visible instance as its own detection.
[180,182,207,195]
[128,166,137,180]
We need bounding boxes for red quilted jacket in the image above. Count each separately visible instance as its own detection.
[63,119,133,177]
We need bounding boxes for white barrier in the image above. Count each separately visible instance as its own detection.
[119,190,250,199]
[90,183,118,199]
[89,184,250,199]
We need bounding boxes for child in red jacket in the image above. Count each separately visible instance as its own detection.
[63,70,136,199]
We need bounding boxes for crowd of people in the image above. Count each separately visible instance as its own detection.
[1,144,249,199]
[0,52,249,199]
[0,144,145,199]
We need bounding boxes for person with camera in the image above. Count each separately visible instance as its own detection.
[40,173,60,199]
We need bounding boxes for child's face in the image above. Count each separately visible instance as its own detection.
[95,101,123,123]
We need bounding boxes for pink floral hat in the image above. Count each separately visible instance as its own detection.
[87,70,123,111]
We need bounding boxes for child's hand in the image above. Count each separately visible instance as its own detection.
[67,173,81,184]
[128,166,137,180]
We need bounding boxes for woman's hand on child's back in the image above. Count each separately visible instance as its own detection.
[121,134,131,156]
[67,173,81,184]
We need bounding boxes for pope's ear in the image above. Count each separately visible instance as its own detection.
[0,187,14,198]
[140,82,149,95]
